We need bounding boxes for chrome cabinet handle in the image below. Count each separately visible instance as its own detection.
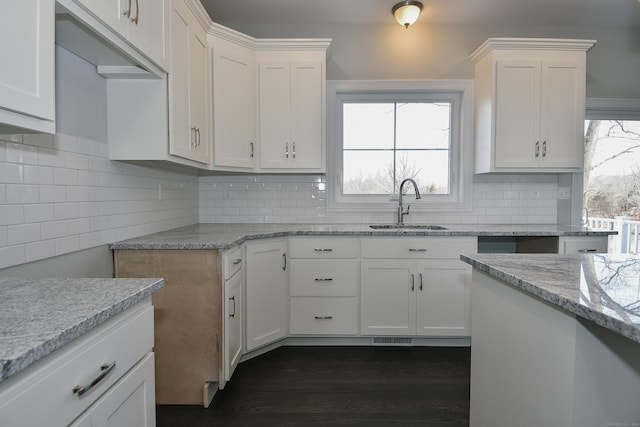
[578,249,598,253]
[285,142,289,158]
[314,277,333,281]
[314,248,333,252]
[229,296,236,318]
[314,316,333,320]
[195,127,201,148]
[410,273,415,291]
[535,141,540,158]
[542,140,547,157]
[409,248,427,252]
[232,258,242,265]
[73,362,116,397]
[419,273,423,291]
[282,253,287,271]
[191,126,197,148]
[122,0,131,18]
[133,0,139,24]
[292,142,296,159]
[250,142,254,158]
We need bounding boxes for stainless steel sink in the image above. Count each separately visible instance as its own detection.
[369,224,448,230]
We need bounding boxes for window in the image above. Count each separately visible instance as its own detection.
[327,80,474,212]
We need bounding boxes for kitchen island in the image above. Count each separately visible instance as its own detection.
[461,253,640,427]
[0,277,163,426]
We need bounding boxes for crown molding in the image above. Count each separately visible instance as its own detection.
[470,38,597,63]
[254,38,332,52]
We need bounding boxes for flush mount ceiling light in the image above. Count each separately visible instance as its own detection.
[392,0,423,28]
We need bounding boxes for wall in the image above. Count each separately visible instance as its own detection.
[199,174,558,224]
[0,47,199,272]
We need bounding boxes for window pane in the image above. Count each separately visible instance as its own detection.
[343,150,394,194]
[396,103,451,150]
[343,103,394,149]
[396,150,450,194]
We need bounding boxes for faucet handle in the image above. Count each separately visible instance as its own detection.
[406,205,411,215]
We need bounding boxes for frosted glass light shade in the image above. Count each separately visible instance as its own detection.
[392,1,423,28]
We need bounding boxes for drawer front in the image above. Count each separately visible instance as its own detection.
[0,301,154,427]
[290,260,358,297]
[361,237,476,259]
[290,297,358,335]
[289,238,360,258]
[559,237,609,254]
[224,246,243,279]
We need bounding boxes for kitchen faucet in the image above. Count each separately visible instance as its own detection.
[397,178,421,225]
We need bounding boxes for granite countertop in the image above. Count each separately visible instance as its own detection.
[0,278,164,384]
[461,253,640,344]
[109,223,614,250]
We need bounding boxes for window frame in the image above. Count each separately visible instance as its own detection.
[326,80,474,213]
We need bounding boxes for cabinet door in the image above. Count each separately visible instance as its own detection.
[494,60,540,168]
[0,0,54,130]
[245,240,288,351]
[127,0,170,70]
[290,61,323,169]
[74,0,128,37]
[188,24,211,164]
[224,271,243,382]
[70,353,156,427]
[168,2,192,160]
[416,261,470,337]
[360,260,415,335]
[213,46,255,168]
[539,60,584,169]
[258,62,292,169]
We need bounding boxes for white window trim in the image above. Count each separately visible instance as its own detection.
[326,79,474,213]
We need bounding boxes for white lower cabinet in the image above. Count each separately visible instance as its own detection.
[360,238,474,337]
[558,236,609,254]
[222,247,243,385]
[70,353,155,427]
[0,300,155,427]
[245,239,288,351]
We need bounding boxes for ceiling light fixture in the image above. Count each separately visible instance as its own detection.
[392,0,423,28]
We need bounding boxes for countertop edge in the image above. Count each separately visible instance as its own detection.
[0,278,164,384]
[460,254,640,344]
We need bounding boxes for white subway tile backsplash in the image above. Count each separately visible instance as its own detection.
[6,143,38,164]
[0,131,198,269]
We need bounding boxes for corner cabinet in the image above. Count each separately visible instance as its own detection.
[245,239,288,351]
[471,38,596,174]
[0,0,55,133]
[210,28,256,170]
[169,0,211,165]
[256,43,330,173]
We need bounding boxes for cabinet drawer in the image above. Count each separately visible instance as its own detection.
[224,246,243,279]
[289,238,359,258]
[361,237,476,259]
[559,236,608,254]
[290,260,358,297]
[290,297,358,335]
[0,301,154,427]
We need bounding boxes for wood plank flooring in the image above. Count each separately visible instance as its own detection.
[157,346,470,426]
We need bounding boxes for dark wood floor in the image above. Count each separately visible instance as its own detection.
[157,346,470,426]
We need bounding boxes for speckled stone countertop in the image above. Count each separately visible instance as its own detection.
[0,278,164,383]
[461,253,640,344]
[109,223,614,250]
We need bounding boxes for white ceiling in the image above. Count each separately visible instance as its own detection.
[201,0,640,29]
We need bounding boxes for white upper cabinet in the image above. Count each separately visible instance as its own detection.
[256,46,329,173]
[73,0,170,70]
[0,0,55,133]
[210,29,256,170]
[168,0,211,165]
[471,38,595,173]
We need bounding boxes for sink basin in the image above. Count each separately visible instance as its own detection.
[369,224,448,230]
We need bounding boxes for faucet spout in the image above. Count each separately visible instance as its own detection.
[397,178,421,225]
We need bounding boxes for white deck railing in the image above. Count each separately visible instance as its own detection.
[588,216,640,254]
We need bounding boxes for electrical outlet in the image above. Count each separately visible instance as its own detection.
[557,187,570,200]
